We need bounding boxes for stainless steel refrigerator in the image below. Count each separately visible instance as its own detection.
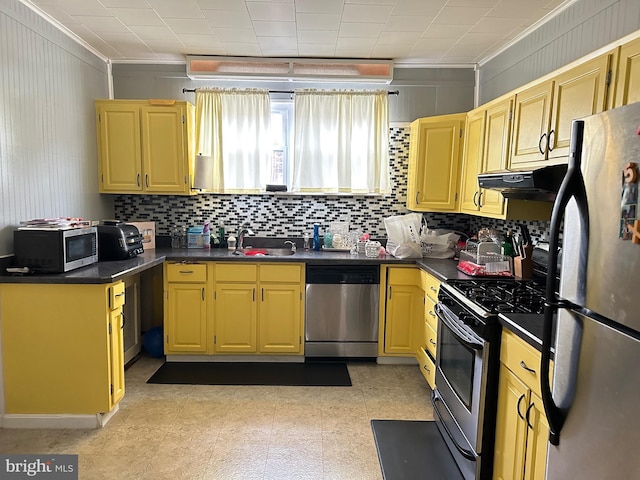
[541,102,640,478]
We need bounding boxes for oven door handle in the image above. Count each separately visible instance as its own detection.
[436,303,484,351]
[432,393,477,461]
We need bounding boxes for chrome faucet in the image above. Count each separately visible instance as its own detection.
[284,240,296,252]
[237,225,254,250]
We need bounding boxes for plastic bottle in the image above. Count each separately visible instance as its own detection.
[502,231,515,256]
[202,222,211,249]
[218,225,226,249]
[303,232,310,250]
[312,224,321,251]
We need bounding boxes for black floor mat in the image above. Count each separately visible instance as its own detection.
[371,420,463,480]
[146,361,352,386]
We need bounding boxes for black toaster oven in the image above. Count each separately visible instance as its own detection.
[97,220,144,260]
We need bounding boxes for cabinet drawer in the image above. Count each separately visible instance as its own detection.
[109,281,125,310]
[388,267,420,285]
[166,263,207,282]
[501,329,544,397]
[216,263,257,282]
[259,264,302,283]
[425,296,438,332]
[425,321,437,358]
[423,272,440,303]
[417,346,436,389]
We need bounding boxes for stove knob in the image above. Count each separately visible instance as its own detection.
[460,314,479,327]
[440,297,453,307]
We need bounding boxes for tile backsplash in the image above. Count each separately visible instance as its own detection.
[113,126,553,244]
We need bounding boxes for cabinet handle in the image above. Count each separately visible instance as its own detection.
[252,288,255,302]
[526,401,535,429]
[520,360,537,375]
[423,364,430,373]
[179,270,194,274]
[548,129,555,152]
[478,191,483,208]
[473,191,478,207]
[261,288,264,301]
[202,288,205,301]
[388,286,392,299]
[429,310,436,318]
[538,132,547,155]
[121,313,125,329]
[137,173,141,187]
[517,394,526,421]
[429,338,436,346]
[115,292,125,297]
[430,286,437,293]
[415,192,419,205]
[145,174,149,188]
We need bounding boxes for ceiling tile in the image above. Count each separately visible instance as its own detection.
[298,43,336,56]
[295,0,345,14]
[421,23,470,39]
[339,23,384,38]
[412,37,456,53]
[334,48,372,58]
[246,1,295,21]
[297,30,338,44]
[377,31,421,45]
[219,42,262,55]
[391,0,447,17]
[203,10,252,28]
[95,31,142,43]
[214,28,258,42]
[487,0,545,19]
[195,0,248,10]
[164,18,213,34]
[261,48,299,56]
[126,26,175,40]
[296,13,341,30]
[253,21,296,36]
[345,0,395,4]
[44,0,111,17]
[343,4,393,23]
[35,5,79,25]
[147,0,205,19]
[384,15,433,32]
[371,44,412,57]
[471,16,519,33]
[141,38,182,51]
[433,6,492,25]
[257,36,297,49]
[73,16,129,33]
[447,42,491,57]
[98,0,150,7]
[177,33,223,48]
[108,8,165,26]
[336,37,377,50]
[444,0,500,7]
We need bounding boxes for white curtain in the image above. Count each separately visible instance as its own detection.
[195,88,272,193]
[292,89,390,194]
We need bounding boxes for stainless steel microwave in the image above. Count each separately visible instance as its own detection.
[14,226,98,273]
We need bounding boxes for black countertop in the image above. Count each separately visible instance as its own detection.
[0,247,543,351]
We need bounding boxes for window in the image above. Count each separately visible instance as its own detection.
[269,101,293,186]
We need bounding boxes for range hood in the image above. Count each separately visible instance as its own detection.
[477,164,568,201]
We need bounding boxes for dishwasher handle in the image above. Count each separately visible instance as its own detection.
[305,265,380,284]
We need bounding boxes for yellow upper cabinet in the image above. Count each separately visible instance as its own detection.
[407,113,466,212]
[459,107,486,214]
[510,52,613,168]
[96,100,195,195]
[614,36,640,107]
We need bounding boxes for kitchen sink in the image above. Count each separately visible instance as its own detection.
[237,248,295,256]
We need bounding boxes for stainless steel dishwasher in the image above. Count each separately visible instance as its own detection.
[305,265,380,358]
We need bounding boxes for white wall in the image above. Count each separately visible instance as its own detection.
[0,0,113,256]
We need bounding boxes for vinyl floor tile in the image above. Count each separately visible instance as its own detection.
[0,355,433,479]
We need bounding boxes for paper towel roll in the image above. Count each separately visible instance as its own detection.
[193,154,213,190]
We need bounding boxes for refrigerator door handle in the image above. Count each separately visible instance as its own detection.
[542,119,590,446]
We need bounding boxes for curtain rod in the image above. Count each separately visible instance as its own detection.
[181,88,399,95]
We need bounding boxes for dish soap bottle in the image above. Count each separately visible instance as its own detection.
[312,224,321,251]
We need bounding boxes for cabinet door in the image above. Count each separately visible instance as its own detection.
[523,391,550,480]
[407,114,465,212]
[165,283,208,353]
[384,284,421,355]
[96,103,143,193]
[459,109,485,214]
[548,54,611,161]
[258,284,302,354]
[493,364,529,480]
[214,283,257,353]
[510,81,554,168]
[141,105,188,194]
[615,37,640,107]
[109,309,126,407]
[480,97,512,216]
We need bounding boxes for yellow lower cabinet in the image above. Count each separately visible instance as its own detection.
[165,283,208,353]
[214,283,258,353]
[0,282,125,415]
[494,330,551,480]
[258,283,302,353]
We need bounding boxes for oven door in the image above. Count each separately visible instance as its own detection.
[435,302,487,453]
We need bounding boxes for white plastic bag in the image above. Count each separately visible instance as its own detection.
[420,228,460,259]
[384,213,423,259]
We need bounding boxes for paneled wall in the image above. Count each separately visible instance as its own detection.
[479,0,640,104]
[0,0,112,256]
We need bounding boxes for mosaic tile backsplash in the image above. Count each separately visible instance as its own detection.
[113,126,552,244]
